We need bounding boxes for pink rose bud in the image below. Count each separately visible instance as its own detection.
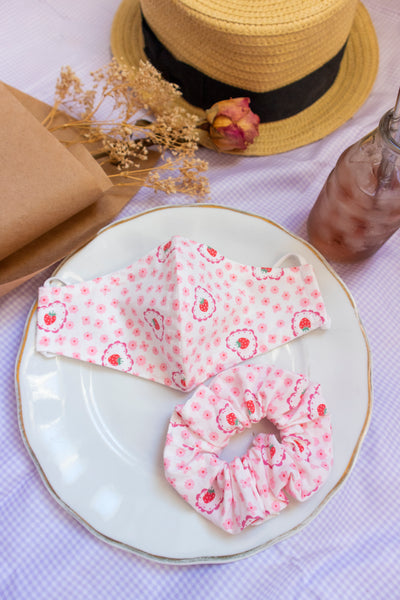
[205,97,260,151]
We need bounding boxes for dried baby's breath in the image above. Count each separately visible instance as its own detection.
[44,59,209,200]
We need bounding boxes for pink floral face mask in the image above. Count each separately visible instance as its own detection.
[36,236,330,391]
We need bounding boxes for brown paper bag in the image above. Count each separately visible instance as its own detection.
[0,84,159,297]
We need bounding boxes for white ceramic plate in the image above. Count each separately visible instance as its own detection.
[16,205,372,564]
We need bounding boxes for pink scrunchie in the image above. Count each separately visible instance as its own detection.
[164,364,333,534]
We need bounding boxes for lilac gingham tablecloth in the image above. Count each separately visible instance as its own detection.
[1,1,400,598]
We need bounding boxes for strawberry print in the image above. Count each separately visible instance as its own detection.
[156,238,175,262]
[172,370,188,391]
[286,375,308,409]
[195,486,224,514]
[226,328,257,360]
[251,266,284,280]
[305,383,328,420]
[192,286,216,321]
[37,301,68,333]
[101,341,134,373]
[197,243,224,263]
[243,389,261,422]
[291,310,325,337]
[216,402,243,433]
[286,435,311,461]
[144,308,164,341]
[241,514,262,530]
[259,436,286,468]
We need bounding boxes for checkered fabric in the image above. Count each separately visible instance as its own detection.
[1,1,400,598]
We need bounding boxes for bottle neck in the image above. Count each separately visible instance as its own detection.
[379,110,400,156]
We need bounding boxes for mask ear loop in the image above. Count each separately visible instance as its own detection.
[272,253,307,268]
[43,277,68,288]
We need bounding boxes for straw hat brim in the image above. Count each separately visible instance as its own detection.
[110,0,379,156]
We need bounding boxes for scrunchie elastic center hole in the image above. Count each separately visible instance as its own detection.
[219,417,280,462]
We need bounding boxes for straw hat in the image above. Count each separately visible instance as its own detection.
[110,0,379,155]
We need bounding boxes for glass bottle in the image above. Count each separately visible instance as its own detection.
[307,109,400,262]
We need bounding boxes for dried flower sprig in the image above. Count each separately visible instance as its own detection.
[43,59,209,200]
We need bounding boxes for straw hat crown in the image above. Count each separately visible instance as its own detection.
[111,0,379,154]
[142,0,357,92]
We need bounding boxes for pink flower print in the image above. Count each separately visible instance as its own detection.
[257,323,267,333]
[136,355,146,366]
[216,268,223,278]
[65,321,74,330]
[323,432,331,442]
[127,273,135,282]
[133,328,141,337]
[233,314,241,325]
[80,286,90,295]
[191,401,201,412]
[245,279,254,288]
[84,332,92,341]
[110,276,120,285]
[276,319,285,328]
[114,328,124,337]
[261,297,270,306]
[176,448,186,457]
[268,334,277,344]
[296,286,305,295]
[125,319,134,328]
[88,346,97,356]
[258,284,266,293]
[282,291,290,301]
[39,294,49,304]
[100,285,111,295]
[39,336,50,347]
[55,335,66,345]
[230,273,238,282]
[70,305,79,313]
[223,519,234,531]
[235,296,242,305]
[208,395,218,406]
[304,275,314,285]
[172,299,180,310]
[184,479,195,490]
[300,297,310,307]
[198,467,208,478]
[286,275,295,284]
[273,304,281,312]
[82,316,90,326]
[100,334,109,344]
[51,287,61,296]
[96,304,106,314]
[311,289,320,298]
[63,293,73,303]
[121,288,129,296]
[316,302,325,312]
[209,431,219,443]
[317,449,327,460]
[72,352,81,359]
[203,410,212,420]
[139,268,147,278]
[70,337,79,346]
[85,299,94,308]
[270,285,279,294]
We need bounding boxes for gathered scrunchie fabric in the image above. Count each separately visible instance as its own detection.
[164,364,333,534]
